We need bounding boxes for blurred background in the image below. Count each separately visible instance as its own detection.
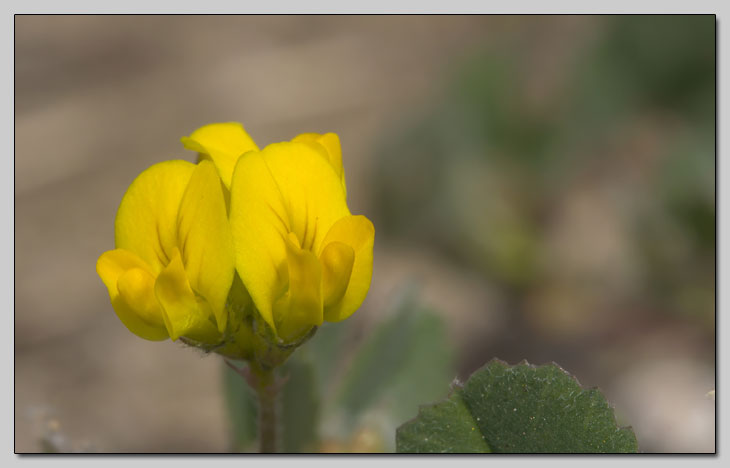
[15,15,715,453]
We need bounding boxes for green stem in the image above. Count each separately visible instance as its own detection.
[252,364,278,453]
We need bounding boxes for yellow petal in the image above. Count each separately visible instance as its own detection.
[319,215,375,322]
[154,248,219,342]
[115,160,195,275]
[262,142,350,254]
[181,122,259,189]
[273,233,324,342]
[117,268,168,334]
[117,268,158,316]
[229,151,290,332]
[176,160,235,333]
[97,249,169,341]
[292,132,346,195]
[229,142,349,332]
[110,295,169,341]
[320,241,355,307]
[97,248,152,299]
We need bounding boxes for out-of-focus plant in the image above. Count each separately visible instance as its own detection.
[95,119,640,453]
[372,15,714,338]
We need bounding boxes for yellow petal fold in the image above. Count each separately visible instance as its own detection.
[117,268,160,320]
[320,241,355,307]
[273,233,324,342]
[181,122,259,189]
[229,142,349,332]
[319,215,375,322]
[260,142,350,253]
[176,160,235,333]
[154,248,219,342]
[115,160,195,275]
[97,248,153,299]
[292,132,346,194]
[97,249,169,341]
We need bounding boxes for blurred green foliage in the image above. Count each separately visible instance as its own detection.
[224,289,454,452]
[373,15,714,333]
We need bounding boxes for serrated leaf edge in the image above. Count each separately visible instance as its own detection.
[395,373,459,431]
[396,358,639,453]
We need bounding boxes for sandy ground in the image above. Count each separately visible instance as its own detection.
[15,15,714,453]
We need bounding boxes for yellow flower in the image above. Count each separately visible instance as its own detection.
[97,121,373,363]
[96,159,234,344]
[183,123,374,343]
[180,122,259,190]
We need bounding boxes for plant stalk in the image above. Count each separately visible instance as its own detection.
[252,364,278,453]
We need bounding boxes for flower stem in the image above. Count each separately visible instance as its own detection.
[252,364,278,453]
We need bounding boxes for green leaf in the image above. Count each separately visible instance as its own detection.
[336,293,453,426]
[280,357,320,452]
[385,310,453,424]
[296,322,347,400]
[397,359,638,453]
[396,391,492,453]
[222,362,258,452]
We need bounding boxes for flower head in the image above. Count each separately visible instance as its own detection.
[97,122,374,364]
[183,123,374,343]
